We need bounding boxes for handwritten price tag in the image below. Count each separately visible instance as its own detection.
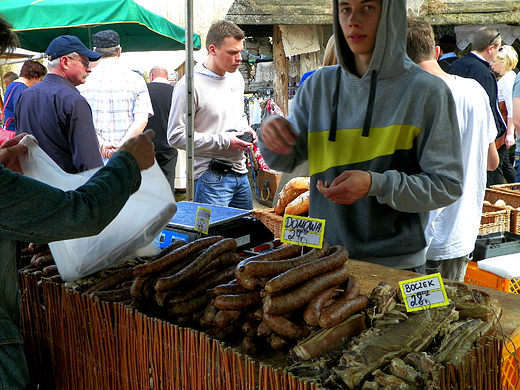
[399,273,449,312]
[281,215,325,249]
[194,206,211,234]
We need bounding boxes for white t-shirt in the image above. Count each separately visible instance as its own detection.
[425,76,497,260]
[497,70,516,118]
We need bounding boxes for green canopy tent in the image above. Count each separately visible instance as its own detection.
[0,0,201,52]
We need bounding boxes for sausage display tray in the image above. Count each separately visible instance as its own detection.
[159,201,274,250]
[19,260,520,390]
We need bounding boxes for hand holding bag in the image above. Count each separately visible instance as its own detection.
[19,136,177,281]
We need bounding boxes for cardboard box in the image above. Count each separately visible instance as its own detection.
[256,169,281,207]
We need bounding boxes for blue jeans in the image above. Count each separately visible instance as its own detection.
[195,169,253,210]
[0,320,29,390]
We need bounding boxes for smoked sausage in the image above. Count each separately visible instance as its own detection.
[264,246,348,294]
[263,264,349,315]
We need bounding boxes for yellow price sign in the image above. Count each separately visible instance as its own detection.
[194,206,211,234]
[399,273,449,312]
[281,214,325,249]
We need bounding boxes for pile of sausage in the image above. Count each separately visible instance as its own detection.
[209,240,369,355]
[65,236,370,357]
[80,237,240,312]
[19,243,62,283]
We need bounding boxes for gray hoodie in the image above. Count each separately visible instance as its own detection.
[259,0,463,269]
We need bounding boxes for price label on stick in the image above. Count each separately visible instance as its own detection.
[281,215,325,249]
[399,273,449,312]
[194,206,211,234]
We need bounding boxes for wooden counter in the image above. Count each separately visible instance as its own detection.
[348,259,520,339]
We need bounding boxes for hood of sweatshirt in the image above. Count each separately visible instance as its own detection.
[331,0,415,139]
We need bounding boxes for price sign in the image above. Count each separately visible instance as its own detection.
[194,206,211,234]
[399,273,449,312]
[281,215,325,249]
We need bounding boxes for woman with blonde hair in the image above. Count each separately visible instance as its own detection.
[491,44,519,182]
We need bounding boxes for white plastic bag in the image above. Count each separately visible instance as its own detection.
[19,136,177,282]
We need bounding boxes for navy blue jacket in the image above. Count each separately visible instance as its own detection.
[448,52,506,139]
[15,73,103,173]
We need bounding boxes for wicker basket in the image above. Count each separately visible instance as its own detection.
[479,204,511,235]
[491,183,520,192]
[484,188,520,234]
[252,208,283,239]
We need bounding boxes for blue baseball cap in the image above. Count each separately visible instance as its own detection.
[46,35,102,61]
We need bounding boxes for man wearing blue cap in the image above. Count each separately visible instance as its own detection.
[15,35,104,173]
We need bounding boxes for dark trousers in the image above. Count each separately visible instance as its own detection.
[156,150,177,194]
[487,144,516,186]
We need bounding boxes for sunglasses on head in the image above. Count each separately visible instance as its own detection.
[489,31,501,47]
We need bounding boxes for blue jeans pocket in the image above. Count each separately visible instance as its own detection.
[200,169,223,185]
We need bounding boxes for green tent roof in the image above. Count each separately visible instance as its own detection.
[0,0,201,52]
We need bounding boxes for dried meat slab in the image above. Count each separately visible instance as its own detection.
[334,304,458,389]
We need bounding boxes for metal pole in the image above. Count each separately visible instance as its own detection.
[185,0,195,201]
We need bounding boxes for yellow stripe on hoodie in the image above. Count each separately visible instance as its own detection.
[308,124,421,175]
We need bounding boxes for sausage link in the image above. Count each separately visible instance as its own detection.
[169,265,236,303]
[134,236,224,277]
[235,268,261,290]
[236,244,302,272]
[264,245,348,294]
[130,276,148,300]
[205,321,242,340]
[86,268,135,295]
[34,254,55,269]
[143,253,201,298]
[242,336,257,355]
[90,287,132,302]
[42,264,59,276]
[203,302,219,327]
[214,291,262,311]
[257,320,272,337]
[318,294,369,329]
[149,240,185,261]
[342,275,361,301]
[214,310,233,328]
[267,333,290,351]
[199,251,241,276]
[303,285,340,326]
[155,238,237,292]
[263,313,311,340]
[263,264,349,315]
[211,281,249,296]
[168,294,212,316]
[243,241,330,277]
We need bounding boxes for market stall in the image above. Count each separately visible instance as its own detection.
[19,236,520,390]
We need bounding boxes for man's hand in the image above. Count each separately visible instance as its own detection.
[101,141,119,159]
[228,132,254,151]
[0,133,29,173]
[316,170,371,205]
[118,129,156,171]
[259,115,298,155]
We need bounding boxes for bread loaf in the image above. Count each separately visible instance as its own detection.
[285,190,310,216]
[274,177,310,215]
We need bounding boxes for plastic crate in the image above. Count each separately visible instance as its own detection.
[473,232,520,261]
[502,332,520,390]
[464,261,514,292]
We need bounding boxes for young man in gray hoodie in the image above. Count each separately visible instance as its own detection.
[259,0,464,272]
